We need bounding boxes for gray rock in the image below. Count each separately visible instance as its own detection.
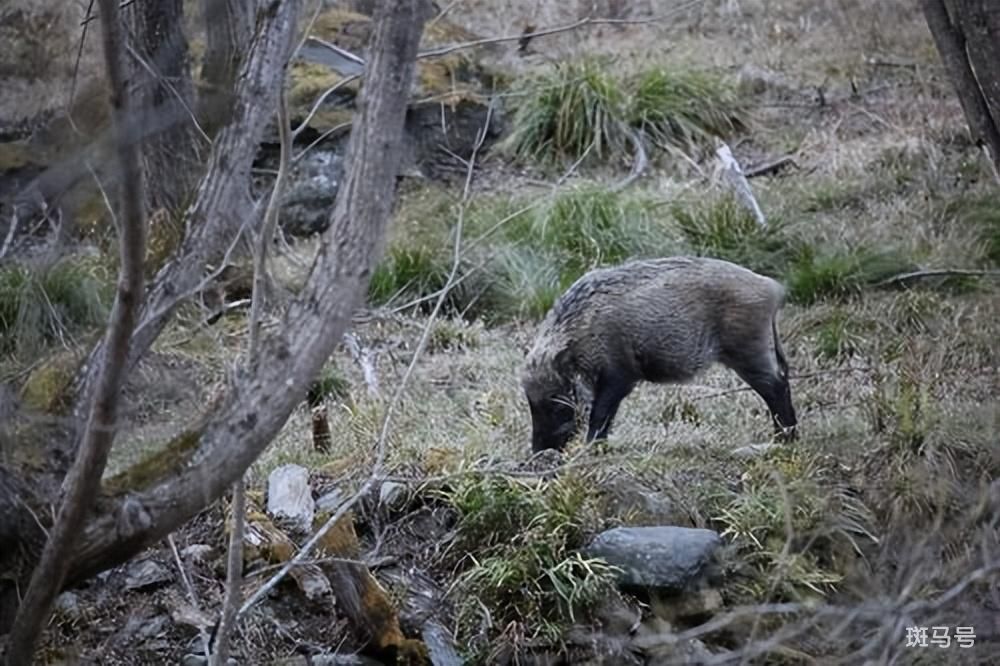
[276,149,346,237]
[315,488,344,513]
[584,526,722,591]
[53,591,80,618]
[180,543,215,563]
[267,464,315,533]
[378,480,408,510]
[123,558,172,591]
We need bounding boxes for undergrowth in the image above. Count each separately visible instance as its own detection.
[502,58,745,166]
[443,472,620,659]
[0,257,110,359]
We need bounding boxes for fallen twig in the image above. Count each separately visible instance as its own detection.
[715,141,767,227]
[745,155,799,178]
[612,128,649,192]
[876,268,1000,287]
[167,535,211,660]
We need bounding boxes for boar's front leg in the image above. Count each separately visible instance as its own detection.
[586,371,636,444]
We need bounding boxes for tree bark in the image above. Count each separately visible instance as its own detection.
[199,0,254,134]
[2,0,148,660]
[921,0,1000,177]
[124,0,205,215]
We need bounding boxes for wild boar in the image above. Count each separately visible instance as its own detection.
[521,256,797,452]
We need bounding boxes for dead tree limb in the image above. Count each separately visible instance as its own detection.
[69,0,301,447]
[3,0,148,661]
[745,155,798,178]
[716,141,767,227]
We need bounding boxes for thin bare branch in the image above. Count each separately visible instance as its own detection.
[876,268,1000,287]
[167,534,211,660]
[416,1,707,58]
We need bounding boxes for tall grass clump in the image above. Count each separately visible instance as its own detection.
[0,258,110,357]
[527,184,666,269]
[502,58,628,165]
[670,196,794,276]
[446,473,620,658]
[710,445,877,602]
[784,246,916,305]
[503,58,745,167]
[941,193,1000,266]
[630,68,745,153]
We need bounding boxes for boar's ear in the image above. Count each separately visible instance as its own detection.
[553,348,574,375]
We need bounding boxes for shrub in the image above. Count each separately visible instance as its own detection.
[446,473,619,657]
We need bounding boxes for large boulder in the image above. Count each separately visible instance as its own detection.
[584,526,722,592]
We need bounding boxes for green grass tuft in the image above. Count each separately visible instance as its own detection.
[941,193,1000,266]
[502,58,745,167]
[630,67,745,153]
[446,472,619,657]
[0,257,110,358]
[785,247,916,305]
[711,445,877,602]
[670,196,794,276]
[502,58,629,165]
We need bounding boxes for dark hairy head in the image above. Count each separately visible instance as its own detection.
[522,349,580,453]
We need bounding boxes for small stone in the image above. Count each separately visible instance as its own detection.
[123,559,172,592]
[267,464,315,533]
[53,591,80,618]
[584,526,722,592]
[378,481,407,510]
[180,544,215,562]
[731,442,776,458]
[316,489,344,513]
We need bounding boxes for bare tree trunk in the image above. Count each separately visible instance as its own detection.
[125,0,205,215]
[2,0,148,660]
[922,0,1000,178]
[199,0,254,133]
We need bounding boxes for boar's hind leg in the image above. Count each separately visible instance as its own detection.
[586,373,636,443]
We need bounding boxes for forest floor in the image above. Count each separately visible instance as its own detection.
[8,0,999,664]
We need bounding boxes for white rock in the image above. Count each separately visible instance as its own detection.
[267,464,315,533]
